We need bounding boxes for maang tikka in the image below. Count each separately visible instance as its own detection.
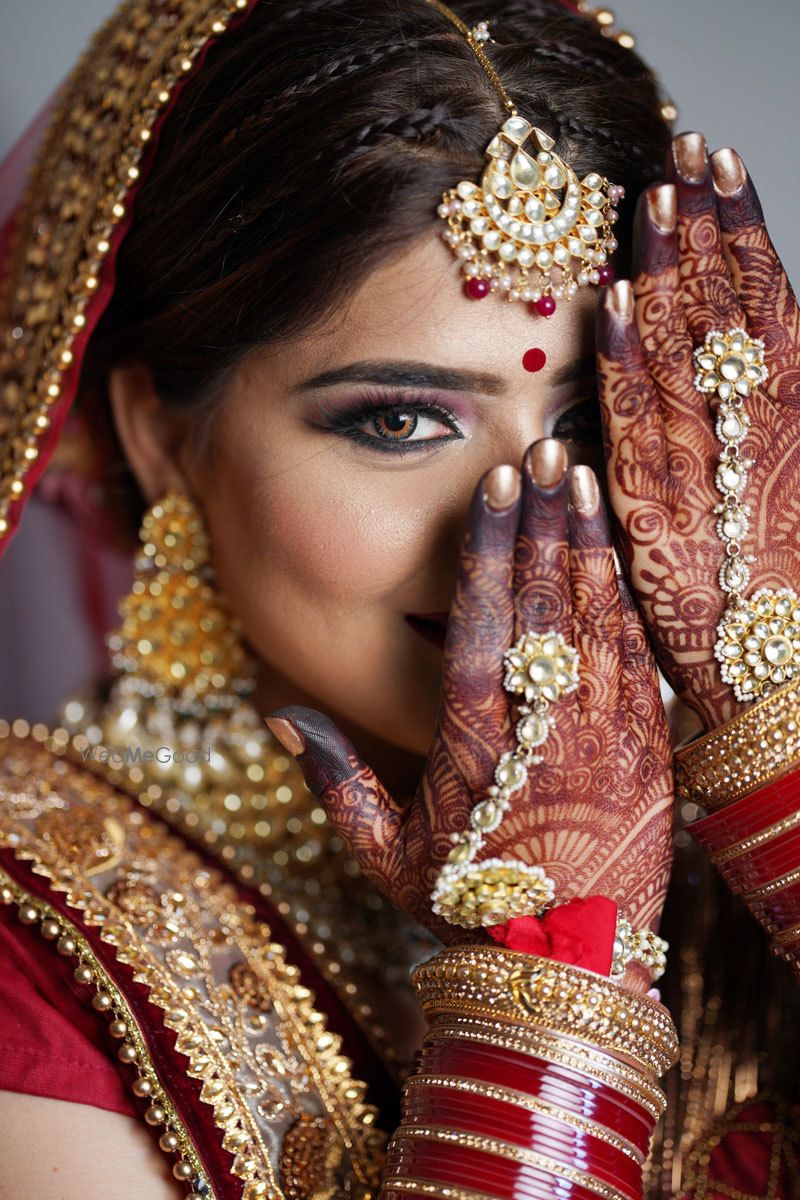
[430,1,624,317]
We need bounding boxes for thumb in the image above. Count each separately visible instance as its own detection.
[265,707,403,880]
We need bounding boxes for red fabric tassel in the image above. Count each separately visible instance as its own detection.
[487,896,618,975]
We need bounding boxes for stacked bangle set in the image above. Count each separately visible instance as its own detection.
[382,947,679,1200]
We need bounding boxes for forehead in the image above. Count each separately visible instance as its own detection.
[271,233,596,388]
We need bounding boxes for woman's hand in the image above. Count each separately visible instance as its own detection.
[266,441,673,949]
[598,132,800,731]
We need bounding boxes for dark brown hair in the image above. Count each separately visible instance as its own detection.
[87,0,672,540]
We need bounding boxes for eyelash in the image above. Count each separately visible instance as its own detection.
[323,392,464,455]
[319,389,601,454]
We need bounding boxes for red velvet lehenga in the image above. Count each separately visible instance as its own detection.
[1,2,799,1198]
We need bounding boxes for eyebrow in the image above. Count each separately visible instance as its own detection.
[294,353,596,396]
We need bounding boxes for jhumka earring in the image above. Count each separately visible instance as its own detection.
[430,1,624,317]
[58,491,274,833]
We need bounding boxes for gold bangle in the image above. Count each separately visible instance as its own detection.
[423,1018,666,1119]
[403,1074,643,1163]
[413,946,678,1077]
[382,1179,508,1200]
[391,1128,629,1200]
[675,679,800,810]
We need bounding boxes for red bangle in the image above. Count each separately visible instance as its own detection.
[402,1083,643,1188]
[718,827,800,892]
[748,876,800,926]
[387,1137,638,1200]
[692,769,800,852]
[419,1042,654,1152]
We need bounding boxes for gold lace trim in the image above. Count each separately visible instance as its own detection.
[0,730,385,1197]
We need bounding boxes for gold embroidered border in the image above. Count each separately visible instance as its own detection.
[0,0,251,535]
[0,866,214,1195]
[0,768,384,1195]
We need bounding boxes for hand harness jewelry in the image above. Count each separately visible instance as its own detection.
[431,629,577,929]
[429,0,624,318]
[431,627,667,981]
[695,330,800,702]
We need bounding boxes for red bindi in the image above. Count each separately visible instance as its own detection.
[522,347,547,373]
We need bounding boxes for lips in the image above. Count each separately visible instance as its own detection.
[405,611,449,649]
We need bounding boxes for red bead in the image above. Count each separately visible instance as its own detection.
[597,265,615,286]
[522,347,547,373]
[534,295,556,317]
[465,277,490,299]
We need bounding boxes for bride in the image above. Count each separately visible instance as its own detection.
[1,1,799,1197]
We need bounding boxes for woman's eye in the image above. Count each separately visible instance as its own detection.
[345,403,461,450]
[372,408,421,441]
[552,394,603,444]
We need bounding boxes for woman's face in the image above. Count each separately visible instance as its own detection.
[178,232,600,758]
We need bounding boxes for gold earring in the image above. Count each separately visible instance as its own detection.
[58,490,275,838]
[109,489,252,699]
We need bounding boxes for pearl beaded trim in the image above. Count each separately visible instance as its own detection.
[0,868,213,1199]
[430,630,578,928]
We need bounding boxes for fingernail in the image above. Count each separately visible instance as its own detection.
[529,438,567,488]
[568,465,600,515]
[711,147,746,197]
[606,279,634,321]
[647,183,677,233]
[482,464,521,511]
[265,716,306,757]
[673,132,708,184]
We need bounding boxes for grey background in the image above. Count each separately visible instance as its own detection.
[0,0,797,722]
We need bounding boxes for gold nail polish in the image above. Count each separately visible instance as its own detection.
[568,465,600,515]
[673,132,708,183]
[711,148,747,197]
[265,717,306,757]
[483,464,521,511]
[529,439,567,488]
[647,184,677,233]
[606,279,634,320]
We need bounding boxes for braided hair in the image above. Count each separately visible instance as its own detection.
[88,0,671,538]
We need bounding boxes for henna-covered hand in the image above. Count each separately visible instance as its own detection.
[266,442,673,961]
[598,132,800,731]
